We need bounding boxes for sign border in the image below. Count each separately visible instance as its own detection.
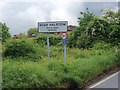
[38,21,68,33]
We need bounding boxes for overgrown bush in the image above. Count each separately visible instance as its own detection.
[36,34,61,46]
[2,60,58,88]
[67,30,93,49]
[67,9,120,49]
[114,46,120,66]
[92,41,111,50]
[76,34,93,49]
[3,39,36,58]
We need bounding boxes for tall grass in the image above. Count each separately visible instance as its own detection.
[2,46,118,88]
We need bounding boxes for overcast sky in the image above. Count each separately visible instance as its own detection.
[0,0,119,35]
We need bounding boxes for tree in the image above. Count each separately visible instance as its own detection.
[27,28,37,38]
[68,8,120,49]
[18,33,27,39]
[102,9,120,45]
[0,22,11,42]
[78,8,95,27]
[68,8,96,48]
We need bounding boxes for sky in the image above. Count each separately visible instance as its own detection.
[0,0,119,35]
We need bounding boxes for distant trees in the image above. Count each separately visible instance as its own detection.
[0,22,11,42]
[27,28,37,38]
[68,8,120,48]
[1,8,119,49]
[18,33,27,39]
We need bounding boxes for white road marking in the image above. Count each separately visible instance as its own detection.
[89,71,120,88]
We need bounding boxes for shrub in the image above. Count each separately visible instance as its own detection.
[114,46,120,66]
[76,34,93,49]
[36,34,61,46]
[92,41,111,50]
[67,28,93,49]
[3,39,36,58]
[2,60,58,88]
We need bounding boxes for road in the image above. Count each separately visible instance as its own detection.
[89,71,120,89]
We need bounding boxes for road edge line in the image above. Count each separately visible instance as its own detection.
[89,71,120,88]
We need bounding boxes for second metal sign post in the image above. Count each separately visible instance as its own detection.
[61,32,68,64]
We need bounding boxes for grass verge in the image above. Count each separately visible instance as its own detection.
[2,47,119,88]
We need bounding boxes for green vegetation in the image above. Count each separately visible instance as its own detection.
[27,28,37,37]
[68,9,120,48]
[2,39,47,61]
[1,9,120,88]
[36,34,61,46]
[2,45,119,88]
[0,22,11,42]
[18,33,27,39]
[3,39,36,58]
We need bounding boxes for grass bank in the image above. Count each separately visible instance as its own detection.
[2,46,119,88]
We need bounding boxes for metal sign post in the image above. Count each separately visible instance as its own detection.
[62,32,68,64]
[46,33,50,60]
[64,44,66,64]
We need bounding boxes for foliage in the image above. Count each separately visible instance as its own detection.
[36,33,61,46]
[27,28,37,38]
[68,9,120,48]
[18,33,27,39]
[2,47,118,88]
[92,41,111,50]
[0,22,11,42]
[3,39,37,58]
[68,9,96,48]
[1,8,120,89]
[114,46,120,66]
[2,60,58,88]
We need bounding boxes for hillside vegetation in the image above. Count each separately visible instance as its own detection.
[1,9,120,88]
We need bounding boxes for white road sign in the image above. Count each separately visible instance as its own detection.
[38,21,68,32]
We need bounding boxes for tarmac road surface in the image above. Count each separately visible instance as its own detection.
[89,71,120,89]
